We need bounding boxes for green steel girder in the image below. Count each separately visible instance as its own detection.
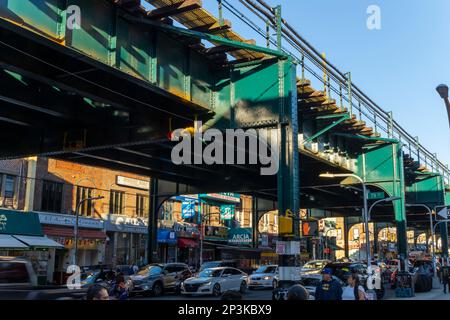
[301,114,350,146]
[121,12,287,59]
[356,142,408,260]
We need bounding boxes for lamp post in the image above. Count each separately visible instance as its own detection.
[320,173,371,269]
[73,196,104,267]
[436,84,450,127]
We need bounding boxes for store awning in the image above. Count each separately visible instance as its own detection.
[0,234,29,249]
[43,226,107,239]
[13,235,65,249]
[178,238,198,248]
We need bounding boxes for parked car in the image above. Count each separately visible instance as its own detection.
[0,256,37,288]
[300,274,345,299]
[324,262,385,300]
[0,256,85,300]
[300,260,330,276]
[80,269,116,288]
[129,263,191,297]
[199,261,237,272]
[248,265,278,289]
[181,267,248,297]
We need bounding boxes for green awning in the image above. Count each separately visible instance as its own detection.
[0,209,43,236]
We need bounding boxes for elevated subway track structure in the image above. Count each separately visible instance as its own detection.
[0,0,448,282]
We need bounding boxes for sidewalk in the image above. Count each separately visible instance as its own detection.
[385,282,450,300]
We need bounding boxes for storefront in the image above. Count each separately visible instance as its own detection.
[104,214,147,267]
[0,210,64,284]
[203,225,229,262]
[157,228,177,263]
[38,211,106,283]
[174,221,200,266]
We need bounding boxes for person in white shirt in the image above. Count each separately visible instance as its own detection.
[342,274,366,300]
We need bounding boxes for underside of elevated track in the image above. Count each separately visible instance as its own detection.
[0,0,449,273]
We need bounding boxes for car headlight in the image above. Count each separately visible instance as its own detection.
[202,282,212,287]
[263,276,272,280]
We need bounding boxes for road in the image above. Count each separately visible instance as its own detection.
[131,288,273,301]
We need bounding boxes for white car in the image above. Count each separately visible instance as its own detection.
[300,260,330,276]
[181,267,248,296]
[248,265,278,289]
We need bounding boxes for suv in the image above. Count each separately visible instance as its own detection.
[129,263,191,297]
[324,262,385,300]
[0,256,37,289]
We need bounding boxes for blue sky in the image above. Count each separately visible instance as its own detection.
[145,1,450,167]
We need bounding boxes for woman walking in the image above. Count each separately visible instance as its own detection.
[342,274,366,300]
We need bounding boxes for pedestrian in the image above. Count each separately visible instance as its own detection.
[86,284,110,300]
[287,284,309,300]
[342,274,366,300]
[132,263,139,274]
[441,260,450,294]
[314,268,343,301]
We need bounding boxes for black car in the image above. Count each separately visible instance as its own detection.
[324,262,385,300]
[129,263,192,297]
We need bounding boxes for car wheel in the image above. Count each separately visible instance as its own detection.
[240,281,247,294]
[213,283,221,297]
[272,280,278,289]
[152,282,163,297]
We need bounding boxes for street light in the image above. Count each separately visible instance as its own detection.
[319,173,371,270]
[436,84,450,126]
[368,197,401,221]
[73,196,104,267]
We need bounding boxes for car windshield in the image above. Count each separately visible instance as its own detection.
[303,262,324,269]
[81,272,99,284]
[199,269,222,278]
[255,266,277,274]
[200,262,220,271]
[137,266,162,276]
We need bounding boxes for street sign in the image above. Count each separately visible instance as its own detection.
[368,192,385,200]
[437,208,449,220]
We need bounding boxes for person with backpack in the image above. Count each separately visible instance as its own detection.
[342,273,366,300]
[314,268,343,301]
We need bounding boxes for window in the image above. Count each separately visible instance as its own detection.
[353,228,360,240]
[110,190,124,215]
[2,175,16,207]
[136,194,148,218]
[76,186,94,217]
[41,180,63,213]
[162,201,173,222]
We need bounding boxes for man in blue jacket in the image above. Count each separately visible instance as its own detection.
[314,268,343,300]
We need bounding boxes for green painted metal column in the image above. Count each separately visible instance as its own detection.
[357,142,408,268]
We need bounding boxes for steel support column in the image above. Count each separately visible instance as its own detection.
[148,178,160,263]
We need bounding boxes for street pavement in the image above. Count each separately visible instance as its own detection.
[131,288,273,301]
[130,286,450,301]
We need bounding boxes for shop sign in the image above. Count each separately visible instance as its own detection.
[52,237,104,250]
[105,215,148,234]
[181,200,197,219]
[157,229,177,245]
[174,222,200,239]
[0,210,43,236]
[38,212,103,229]
[116,176,150,190]
[220,205,235,221]
[204,225,229,241]
[228,228,252,246]
[200,193,241,204]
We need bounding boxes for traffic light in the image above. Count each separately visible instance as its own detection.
[278,209,294,236]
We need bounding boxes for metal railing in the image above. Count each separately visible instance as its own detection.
[216,0,450,184]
